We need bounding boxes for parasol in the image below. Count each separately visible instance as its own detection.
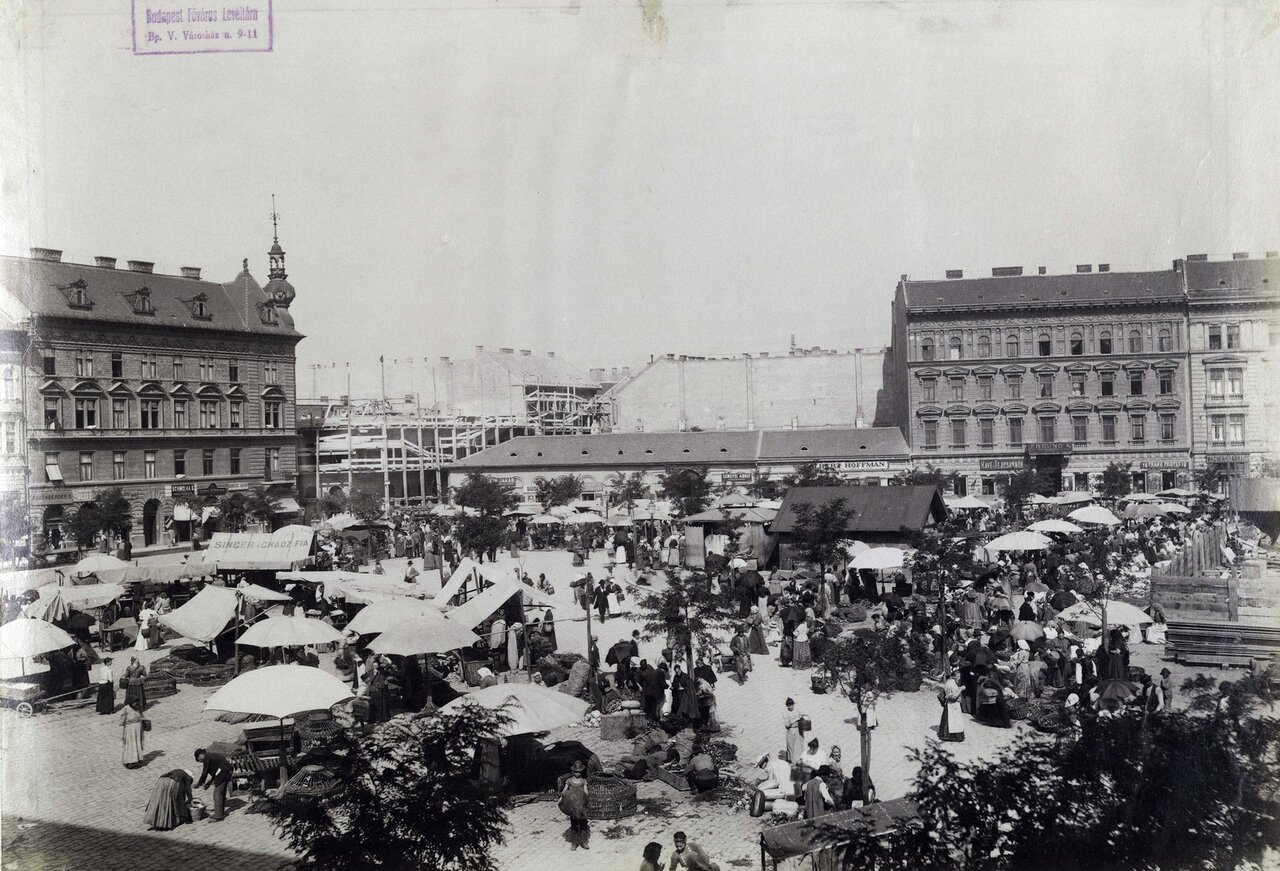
[1121,493,1160,503]
[948,495,991,510]
[851,547,905,571]
[64,612,95,632]
[1055,600,1153,628]
[440,683,590,737]
[842,540,870,557]
[1050,590,1079,611]
[965,646,997,666]
[237,615,345,649]
[1010,621,1045,642]
[606,514,633,527]
[1068,506,1121,526]
[1158,503,1191,516]
[711,494,759,509]
[1027,519,1083,535]
[72,554,129,575]
[985,531,1052,552]
[367,612,480,656]
[1124,503,1164,519]
[346,598,442,636]
[1095,678,1138,703]
[564,512,605,525]
[1023,580,1050,594]
[0,618,77,673]
[530,514,563,526]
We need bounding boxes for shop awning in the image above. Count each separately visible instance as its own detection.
[158,585,238,642]
[444,578,552,629]
[437,557,485,605]
[173,504,193,522]
[236,582,293,603]
[23,583,126,622]
[45,459,63,482]
[760,798,918,861]
[200,526,315,571]
[271,497,302,515]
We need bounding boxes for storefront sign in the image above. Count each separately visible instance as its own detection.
[979,458,1025,471]
[1139,461,1189,469]
[1027,442,1073,456]
[832,460,891,472]
[1207,453,1250,463]
[170,483,196,496]
[720,472,753,483]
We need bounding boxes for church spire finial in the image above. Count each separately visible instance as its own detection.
[270,193,280,244]
[264,195,295,309]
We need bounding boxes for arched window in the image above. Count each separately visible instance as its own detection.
[1157,328,1172,352]
[977,335,991,359]
[1037,333,1052,357]
[1099,331,1113,354]
[920,338,935,361]
[949,337,963,360]
[1006,336,1020,357]
[1069,332,1084,356]
[1128,330,1142,353]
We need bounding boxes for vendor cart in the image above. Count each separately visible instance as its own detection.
[0,678,96,717]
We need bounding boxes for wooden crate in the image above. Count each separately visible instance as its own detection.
[653,766,691,792]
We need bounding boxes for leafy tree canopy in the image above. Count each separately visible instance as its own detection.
[782,461,845,489]
[612,472,648,511]
[998,468,1050,521]
[347,488,385,525]
[893,464,959,491]
[659,468,713,518]
[535,474,584,511]
[454,473,518,518]
[1099,461,1133,500]
[789,496,854,574]
[635,568,732,668]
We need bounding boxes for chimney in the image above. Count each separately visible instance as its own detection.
[1232,251,1250,260]
[30,247,63,262]
[474,345,484,353]
[666,353,675,360]
[547,351,555,358]
[759,352,769,358]
[589,368,604,380]
[1187,254,1209,261]
[1098,263,1111,273]
[1266,251,1279,259]
[94,256,117,269]
[622,366,631,377]
[180,266,202,280]
[945,269,964,279]
[1172,258,1185,273]
[519,349,532,356]
[498,347,514,354]
[439,356,450,363]
[610,368,618,378]
[992,266,1023,277]
[1076,264,1093,273]
[1037,266,1047,275]
[126,260,154,274]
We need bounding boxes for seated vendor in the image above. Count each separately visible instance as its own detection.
[756,749,797,800]
[685,751,718,793]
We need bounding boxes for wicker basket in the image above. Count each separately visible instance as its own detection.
[585,774,637,820]
[187,664,235,687]
[1006,698,1030,721]
[143,675,178,698]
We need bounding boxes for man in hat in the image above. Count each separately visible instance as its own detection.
[193,748,233,821]
[1159,667,1174,711]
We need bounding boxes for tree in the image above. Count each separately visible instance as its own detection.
[612,472,648,512]
[781,461,844,489]
[244,486,280,528]
[744,469,775,499]
[1099,461,1133,500]
[347,487,386,526]
[892,464,959,491]
[659,468,713,518]
[535,474,584,511]
[454,473,518,518]
[819,632,918,802]
[94,487,133,541]
[65,504,102,553]
[318,489,348,518]
[789,496,855,575]
[453,515,507,561]
[0,495,29,545]
[998,468,1049,521]
[635,568,732,694]
[1192,466,1223,493]
[267,707,512,870]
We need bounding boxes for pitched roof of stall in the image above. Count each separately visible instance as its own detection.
[770,485,947,535]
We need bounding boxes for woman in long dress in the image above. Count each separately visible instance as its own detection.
[144,769,194,830]
[123,657,147,712]
[747,608,769,655]
[792,620,812,669]
[558,761,590,851]
[135,603,157,651]
[938,676,965,742]
[606,581,624,617]
[121,701,145,767]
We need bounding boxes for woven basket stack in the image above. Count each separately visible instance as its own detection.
[585,774,637,820]
[187,664,235,687]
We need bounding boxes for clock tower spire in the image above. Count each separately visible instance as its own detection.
[264,194,296,309]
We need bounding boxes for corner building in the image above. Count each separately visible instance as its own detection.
[891,262,1192,495]
[0,232,303,550]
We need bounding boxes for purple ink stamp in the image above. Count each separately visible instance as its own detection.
[132,1,272,55]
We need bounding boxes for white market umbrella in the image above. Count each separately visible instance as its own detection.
[548,505,573,518]
[1069,506,1122,526]
[565,512,605,525]
[237,615,345,649]
[711,494,758,509]
[0,618,76,666]
[346,598,442,635]
[1027,519,1083,535]
[368,612,480,656]
[948,495,991,511]
[1056,599,1153,628]
[851,547,906,571]
[1054,492,1095,505]
[985,531,1052,552]
[1121,493,1160,503]
[530,514,563,526]
[439,683,590,737]
[842,540,870,557]
[1029,494,1061,506]
[606,514,633,527]
[72,554,129,575]
[323,513,360,531]
[1158,503,1192,516]
[1124,503,1165,519]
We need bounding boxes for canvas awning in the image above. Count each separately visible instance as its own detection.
[271,497,302,515]
[158,585,238,642]
[23,583,126,622]
[437,557,485,605]
[445,579,552,629]
[200,526,315,571]
[760,798,918,861]
[173,504,194,522]
[236,582,293,603]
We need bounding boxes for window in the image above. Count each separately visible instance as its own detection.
[1129,372,1144,396]
[1208,369,1225,397]
[953,477,968,497]
[267,447,280,478]
[1070,373,1085,397]
[230,448,241,475]
[74,351,92,378]
[263,361,280,383]
[141,354,157,379]
[111,352,123,379]
[1,422,12,455]
[44,398,61,428]
[1007,374,1022,400]
[1160,413,1175,442]
[199,400,219,429]
[950,378,965,401]
[1226,324,1240,350]
[174,450,186,477]
[42,353,56,376]
[1008,417,1024,446]
[1210,415,1226,443]
[1099,332,1113,355]
[130,288,154,315]
[1131,471,1147,493]
[1,367,11,399]
[198,357,212,381]
[172,356,183,381]
[1037,334,1051,357]
[44,453,63,482]
[1038,373,1054,398]
[1158,329,1172,352]
[144,450,156,479]
[191,294,211,319]
[113,451,126,480]
[921,338,934,361]
[978,376,993,400]
[1006,336,1020,357]
[1208,325,1222,350]
[950,419,966,447]
[979,418,994,447]
[174,399,186,429]
[1229,414,1245,444]
[232,400,245,429]
[922,419,938,448]
[1159,372,1173,395]
[74,398,97,429]
[140,399,160,429]
[1072,416,1088,444]
[977,336,991,358]
[1039,416,1056,442]
[112,398,126,429]
[79,451,92,482]
[202,449,215,476]
[1128,330,1141,353]
[1070,333,1083,356]
[948,337,962,361]
[1228,368,1244,397]
[1130,415,1146,443]
[1101,414,1116,442]
[1074,473,1090,491]
[921,378,936,402]
[228,361,239,382]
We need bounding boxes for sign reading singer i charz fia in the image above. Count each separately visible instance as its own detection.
[132,1,272,55]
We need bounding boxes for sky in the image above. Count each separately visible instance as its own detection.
[3,0,1279,399]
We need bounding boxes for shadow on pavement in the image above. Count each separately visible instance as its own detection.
[0,818,294,871]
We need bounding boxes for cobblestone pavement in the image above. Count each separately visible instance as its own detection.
[0,548,1213,870]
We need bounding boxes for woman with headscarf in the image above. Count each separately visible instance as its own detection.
[123,656,147,712]
[791,614,813,669]
[121,699,145,767]
[938,675,965,742]
[542,609,557,650]
[747,607,769,655]
[143,768,194,830]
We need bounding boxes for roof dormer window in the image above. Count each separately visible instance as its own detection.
[259,301,278,325]
[127,287,155,315]
[62,278,92,310]
[183,293,213,320]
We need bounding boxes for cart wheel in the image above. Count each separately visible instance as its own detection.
[16,702,34,718]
